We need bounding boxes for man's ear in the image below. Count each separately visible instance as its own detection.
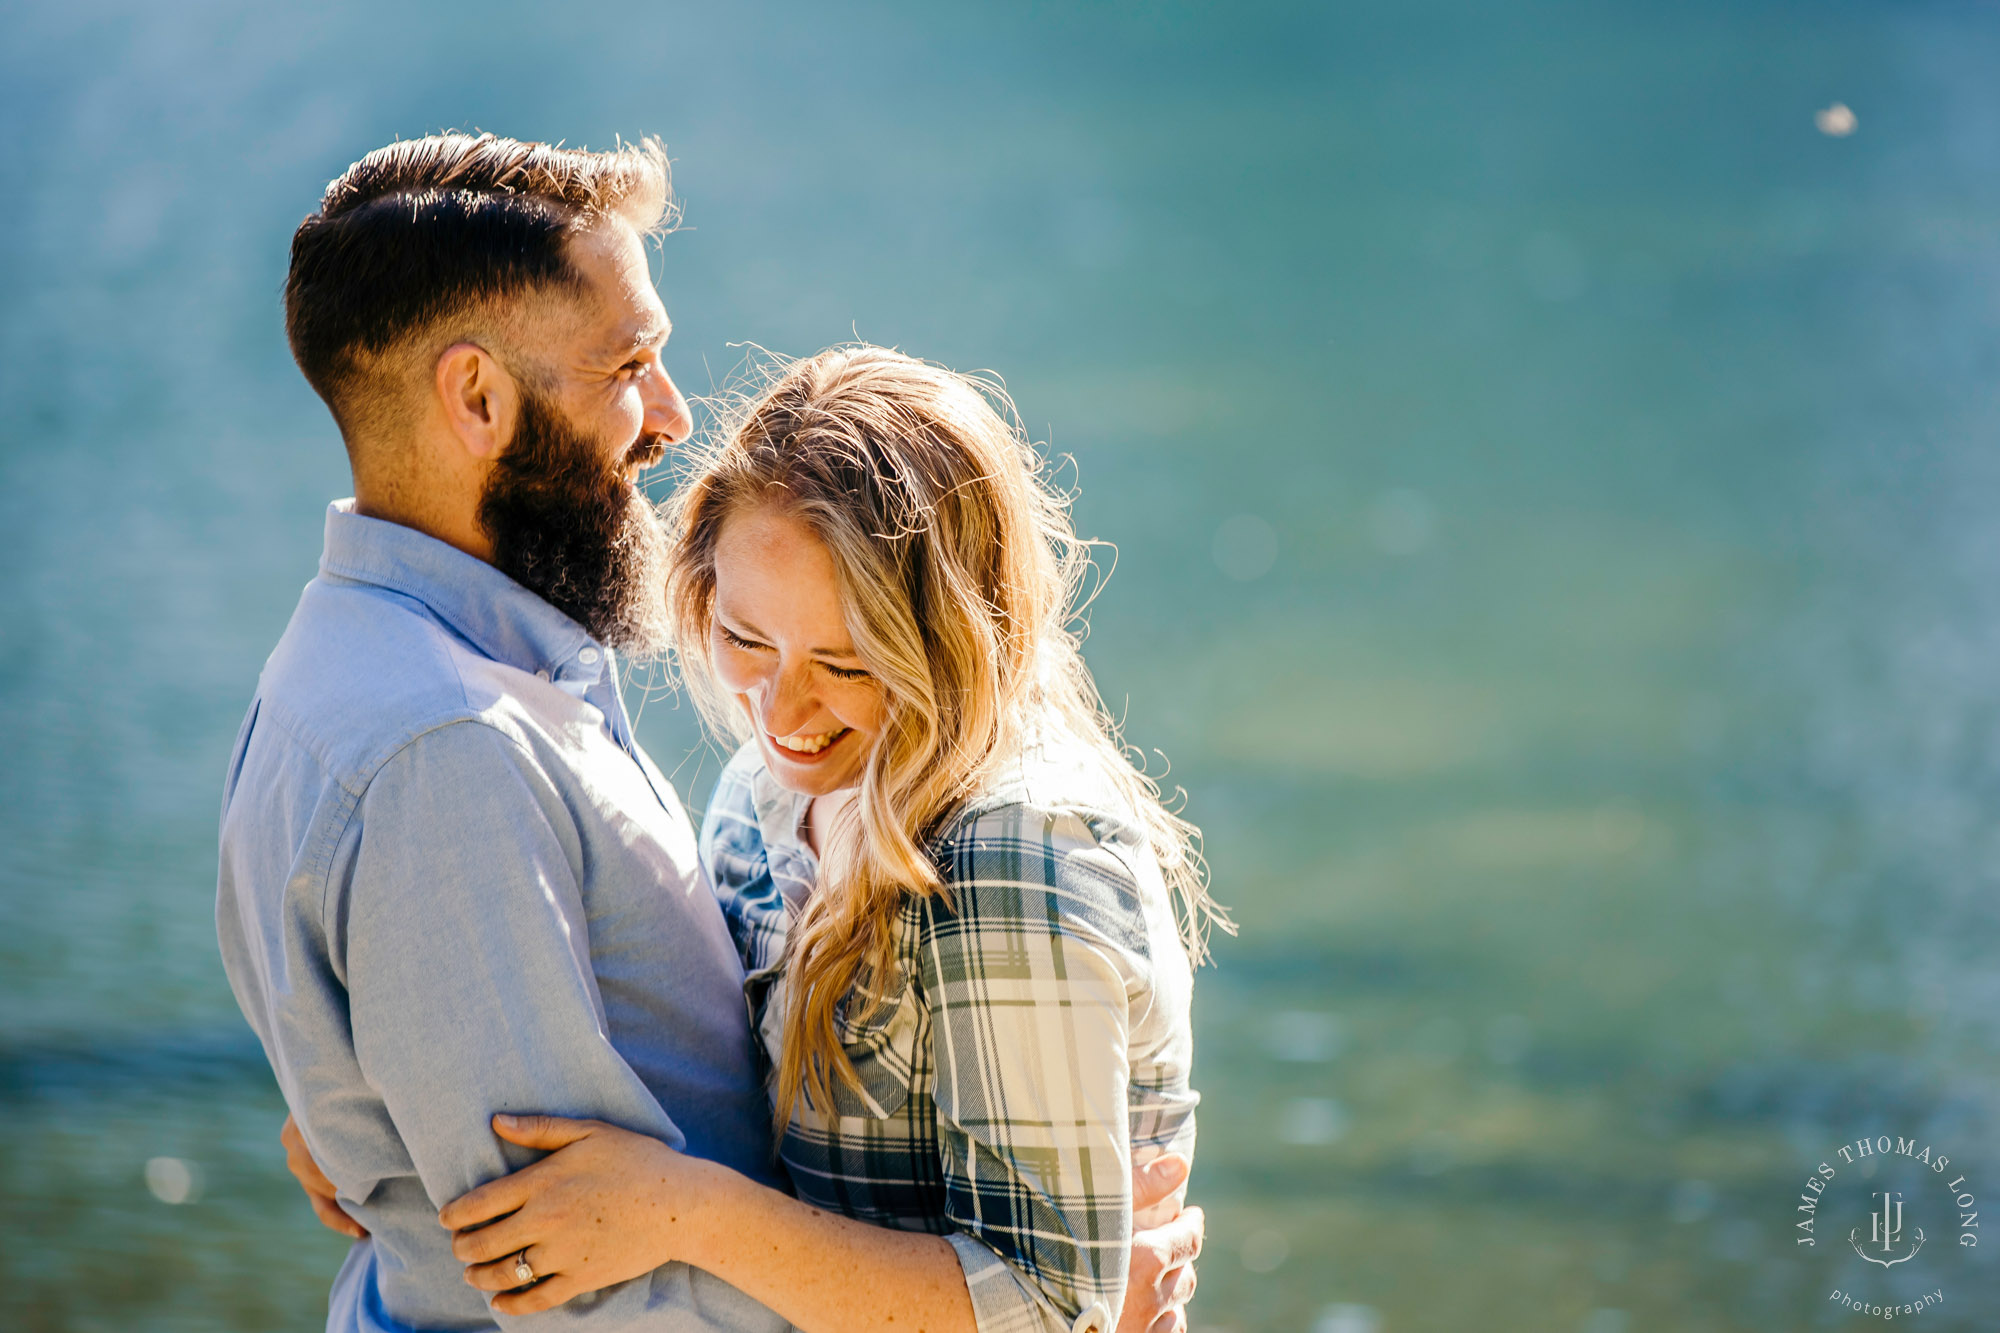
[434,342,520,462]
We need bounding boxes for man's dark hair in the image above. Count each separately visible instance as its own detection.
[284,133,671,439]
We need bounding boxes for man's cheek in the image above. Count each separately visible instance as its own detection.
[611,395,647,453]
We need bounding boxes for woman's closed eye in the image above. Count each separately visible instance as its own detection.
[721,625,869,680]
[719,626,770,652]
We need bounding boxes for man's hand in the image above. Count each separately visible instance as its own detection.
[280,1113,368,1240]
[1121,1153,1202,1333]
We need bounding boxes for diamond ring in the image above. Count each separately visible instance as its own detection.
[512,1251,535,1285]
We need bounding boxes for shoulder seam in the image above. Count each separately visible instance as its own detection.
[314,715,549,934]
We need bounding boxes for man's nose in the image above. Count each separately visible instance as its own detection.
[644,370,693,445]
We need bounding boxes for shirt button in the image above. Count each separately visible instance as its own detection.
[577,646,602,666]
[535,669,551,682]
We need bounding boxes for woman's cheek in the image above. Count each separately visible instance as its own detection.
[839,683,889,736]
[711,645,763,697]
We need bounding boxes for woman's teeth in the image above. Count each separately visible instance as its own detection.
[772,728,846,755]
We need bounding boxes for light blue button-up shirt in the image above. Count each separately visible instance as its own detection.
[216,501,789,1333]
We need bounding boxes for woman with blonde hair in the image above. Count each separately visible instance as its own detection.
[433,345,1227,1333]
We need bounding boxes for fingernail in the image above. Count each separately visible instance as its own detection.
[495,1113,519,1128]
[1160,1156,1190,1184]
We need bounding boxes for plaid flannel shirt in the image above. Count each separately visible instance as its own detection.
[700,741,1199,1333]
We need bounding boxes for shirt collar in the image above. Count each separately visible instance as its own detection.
[748,760,817,863]
[317,499,606,680]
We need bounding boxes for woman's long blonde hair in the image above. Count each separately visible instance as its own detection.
[663,345,1228,1127]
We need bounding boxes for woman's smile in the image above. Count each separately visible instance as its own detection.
[767,726,853,760]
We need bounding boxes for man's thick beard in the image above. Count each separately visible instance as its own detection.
[477,389,672,657]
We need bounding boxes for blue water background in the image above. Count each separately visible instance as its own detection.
[7,2,2000,1328]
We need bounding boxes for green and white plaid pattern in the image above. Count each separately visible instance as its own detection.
[702,742,1199,1333]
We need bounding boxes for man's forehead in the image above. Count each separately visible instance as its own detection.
[567,222,670,353]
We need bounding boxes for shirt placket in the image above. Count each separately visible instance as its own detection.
[557,646,678,813]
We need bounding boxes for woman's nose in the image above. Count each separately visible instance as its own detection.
[759,666,820,735]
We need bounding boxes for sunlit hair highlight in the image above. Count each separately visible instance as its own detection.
[284,132,673,441]
[663,345,1229,1129]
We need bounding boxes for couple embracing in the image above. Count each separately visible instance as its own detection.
[217,133,1224,1333]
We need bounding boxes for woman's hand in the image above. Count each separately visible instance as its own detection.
[440,1114,703,1317]
[280,1113,368,1240]
[1122,1154,1201,1333]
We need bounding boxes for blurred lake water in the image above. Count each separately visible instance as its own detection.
[8,2,2000,1329]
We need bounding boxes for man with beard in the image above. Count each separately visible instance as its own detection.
[216,134,1203,1333]
[216,134,791,1333]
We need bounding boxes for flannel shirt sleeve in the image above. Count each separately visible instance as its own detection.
[920,802,1151,1333]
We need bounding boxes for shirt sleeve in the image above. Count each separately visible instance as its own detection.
[333,719,770,1332]
[917,804,1149,1333]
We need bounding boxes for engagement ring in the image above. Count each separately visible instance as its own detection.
[513,1252,535,1285]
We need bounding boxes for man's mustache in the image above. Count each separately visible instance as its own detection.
[625,434,669,471]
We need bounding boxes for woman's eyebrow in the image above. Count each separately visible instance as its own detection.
[716,609,768,640]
